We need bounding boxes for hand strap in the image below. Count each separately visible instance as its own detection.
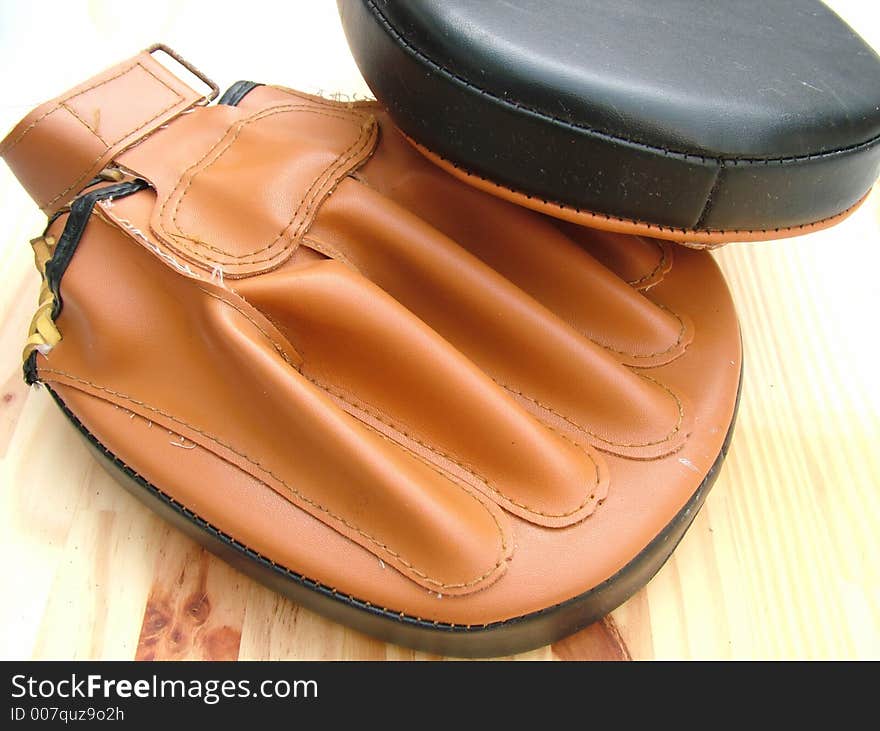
[0,44,216,214]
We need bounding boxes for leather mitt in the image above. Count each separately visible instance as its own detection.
[1,47,742,656]
[340,0,880,246]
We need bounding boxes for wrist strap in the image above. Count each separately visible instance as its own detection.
[0,44,216,214]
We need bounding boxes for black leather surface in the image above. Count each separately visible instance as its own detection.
[339,0,880,233]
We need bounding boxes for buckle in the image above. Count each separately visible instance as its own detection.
[147,43,219,105]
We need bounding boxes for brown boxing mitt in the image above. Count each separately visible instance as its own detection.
[2,46,741,656]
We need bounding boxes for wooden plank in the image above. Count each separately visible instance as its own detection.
[135,528,247,661]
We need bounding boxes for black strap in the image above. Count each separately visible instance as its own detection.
[44,179,149,320]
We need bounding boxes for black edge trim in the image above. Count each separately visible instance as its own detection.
[23,350,38,386]
[44,180,149,320]
[218,81,262,106]
[43,365,742,657]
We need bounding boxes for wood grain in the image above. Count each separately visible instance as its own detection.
[135,534,247,661]
[0,0,877,661]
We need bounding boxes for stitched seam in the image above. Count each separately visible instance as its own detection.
[694,166,724,229]
[197,288,295,367]
[303,178,680,359]
[301,235,359,270]
[166,118,375,268]
[40,368,503,590]
[230,320,561,520]
[43,85,183,208]
[365,0,880,164]
[135,61,191,122]
[5,61,186,209]
[418,142,871,237]
[161,106,373,263]
[162,109,372,265]
[87,63,184,150]
[47,387,587,630]
[497,374,684,448]
[44,153,111,210]
[270,85,360,109]
[307,374,600,519]
[251,307,290,340]
[4,61,142,152]
[44,82,183,206]
[627,240,670,288]
[60,102,108,146]
[53,385,509,629]
[169,107,362,248]
[83,215,298,373]
[587,301,687,360]
[345,419,509,553]
[302,225,679,358]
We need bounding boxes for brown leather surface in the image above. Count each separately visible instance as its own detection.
[3,52,742,624]
[0,50,206,214]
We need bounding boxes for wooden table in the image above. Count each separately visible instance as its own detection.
[0,2,877,661]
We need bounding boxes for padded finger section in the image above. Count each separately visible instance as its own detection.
[235,259,608,527]
[364,169,691,367]
[553,223,673,292]
[308,180,691,459]
[39,213,511,595]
